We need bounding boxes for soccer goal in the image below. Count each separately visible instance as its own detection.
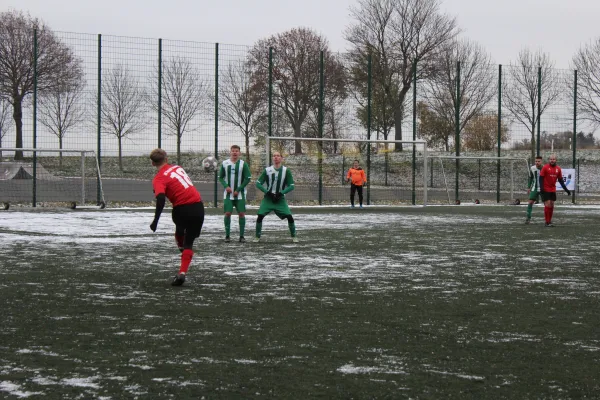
[263,136,429,205]
[430,155,530,204]
[0,148,106,209]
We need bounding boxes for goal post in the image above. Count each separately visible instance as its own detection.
[0,148,106,208]
[264,136,429,206]
[431,155,530,204]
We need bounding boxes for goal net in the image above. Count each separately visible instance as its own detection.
[0,148,105,208]
[429,155,530,204]
[263,137,429,205]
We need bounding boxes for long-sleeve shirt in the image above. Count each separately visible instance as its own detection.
[347,167,366,186]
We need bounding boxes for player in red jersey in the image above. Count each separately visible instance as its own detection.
[150,149,205,285]
[539,154,571,227]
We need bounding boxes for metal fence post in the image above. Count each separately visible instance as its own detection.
[455,61,460,202]
[536,66,542,157]
[32,29,38,207]
[366,53,372,205]
[497,64,502,203]
[412,60,417,205]
[158,38,162,148]
[97,34,102,205]
[268,47,273,167]
[572,69,577,204]
[214,42,219,208]
[318,50,324,205]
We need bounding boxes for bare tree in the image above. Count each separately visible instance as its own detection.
[248,27,347,154]
[346,0,459,151]
[0,10,83,160]
[149,56,208,165]
[570,38,600,129]
[101,64,145,171]
[462,113,509,151]
[504,48,561,161]
[304,102,351,154]
[346,1,401,145]
[304,55,351,154]
[0,97,13,158]
[350,48,399,144]
[417,101,454,150]
[38,80,85,166]
[220,59,267,164]
[422,38,497,151]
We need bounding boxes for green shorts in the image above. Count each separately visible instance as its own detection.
[223,198,246,213]
[258,196,292,219]
[528,190,539,201]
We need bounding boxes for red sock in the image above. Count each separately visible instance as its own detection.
[544,206,549,223]
[548,207,554,223]
[175,235,184,249]
[179,249,194,274]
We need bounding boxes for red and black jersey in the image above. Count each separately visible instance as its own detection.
[152,164,201,207]
[540,163,563,193]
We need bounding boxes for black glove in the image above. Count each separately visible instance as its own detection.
[566,190,571,196]
[274,192,283,202]
[265,192,275,201]
[150,219,158,232]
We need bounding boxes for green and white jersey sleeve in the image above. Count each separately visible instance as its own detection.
[528,165,540,191]
[220,159,251,200]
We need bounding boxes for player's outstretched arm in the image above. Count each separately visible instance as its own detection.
[559,178,571,195]
[150,193,166,232]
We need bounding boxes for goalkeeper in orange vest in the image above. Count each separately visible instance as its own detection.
[346,159,367,208]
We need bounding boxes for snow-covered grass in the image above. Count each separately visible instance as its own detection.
[1,206,599,398]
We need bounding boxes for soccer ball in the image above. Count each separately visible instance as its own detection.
[202,156,218,172]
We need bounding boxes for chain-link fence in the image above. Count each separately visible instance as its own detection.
[0,28,596,207]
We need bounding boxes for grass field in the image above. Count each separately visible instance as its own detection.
[1,205,599,399]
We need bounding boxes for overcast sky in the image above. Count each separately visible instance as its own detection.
[4,0,600,68]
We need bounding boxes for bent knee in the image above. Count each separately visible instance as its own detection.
[225,212,232,217]
[239,213,245,218]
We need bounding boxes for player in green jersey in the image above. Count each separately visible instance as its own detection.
[254,151,297,243]
[525,156,543,224]
[218,145,252,242]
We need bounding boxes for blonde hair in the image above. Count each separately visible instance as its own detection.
[150,148,167,164]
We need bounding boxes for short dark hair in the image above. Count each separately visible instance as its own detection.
[150,148,167,164]
[353,159,360,163]
[535,156,543,160]
[231,145,241,151]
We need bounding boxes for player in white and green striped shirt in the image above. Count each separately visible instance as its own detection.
[525,156,543,224]
[219,145,252,242]
[254,151,297,242]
